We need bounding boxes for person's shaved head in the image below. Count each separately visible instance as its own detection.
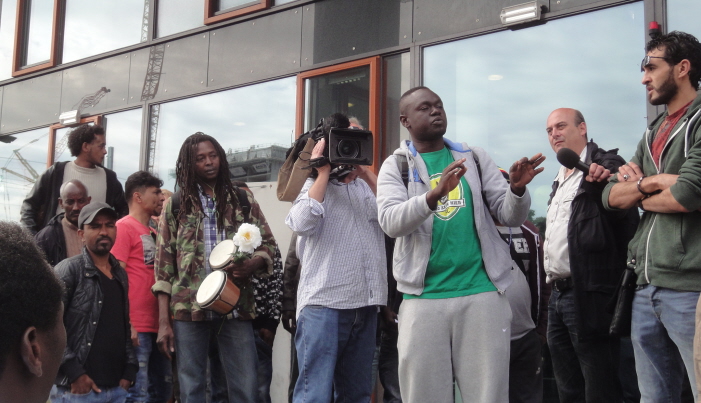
[59,180,89,200]
[399,86,432,115]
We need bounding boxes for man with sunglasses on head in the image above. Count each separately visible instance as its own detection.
[601,31,701,401]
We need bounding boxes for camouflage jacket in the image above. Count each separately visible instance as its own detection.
[152,188,276,321]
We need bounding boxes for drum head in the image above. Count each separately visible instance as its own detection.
[209,239,235,269]
[196,270,226,306]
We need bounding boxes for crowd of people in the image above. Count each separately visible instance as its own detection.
[1,29,701,403]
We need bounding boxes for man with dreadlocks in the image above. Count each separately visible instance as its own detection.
[286,113,387,403]
[152,133,276,403]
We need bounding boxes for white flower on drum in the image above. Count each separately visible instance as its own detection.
[233,223,262,255]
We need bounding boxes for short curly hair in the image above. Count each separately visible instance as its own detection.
[646,31,701,90]
[0,221,63,376]
[67,124,105,157]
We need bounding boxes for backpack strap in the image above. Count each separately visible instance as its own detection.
[395,155,409,189]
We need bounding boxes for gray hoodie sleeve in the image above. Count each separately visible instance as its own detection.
[377,154,434,238]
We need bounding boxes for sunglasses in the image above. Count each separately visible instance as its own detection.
[640,55,671,71]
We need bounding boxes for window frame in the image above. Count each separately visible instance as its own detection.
[204,0,271,25]
[47,115,102,167]
[12,0,63,77]
[295,56,381,169]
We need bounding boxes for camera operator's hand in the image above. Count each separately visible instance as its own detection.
[309,139,331,203]
[350,165,378,195]
[311,139,330,176]
[426,158,467,210]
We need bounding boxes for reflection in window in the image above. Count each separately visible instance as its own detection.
[23,0,54,66]
[150,77,296,192]
[157,0,204,38]
[304,66,370,132]
[668,0,700,39]
[274,0,297,5]
[216,0,256,12]
[103,109,142,183]
[63,0,147,63]
[0,128,49,221]
[424,2,645,218]
[383,53,410,161]
[0,0,18,80]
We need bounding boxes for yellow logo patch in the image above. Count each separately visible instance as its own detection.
[429,173,466,221]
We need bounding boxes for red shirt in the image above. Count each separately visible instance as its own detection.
[651,101,693,167]
[112,215,159,333]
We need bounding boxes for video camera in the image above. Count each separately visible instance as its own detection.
[326,127,373,166]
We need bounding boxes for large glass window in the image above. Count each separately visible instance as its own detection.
[0,127,50,221]
[157,0,204,38]
[103,109,143,183]
[63,0,147,63]
[150,77,296,192]
[0,0,18,80]
[424,2,646,218]
[23,0,54,66]
[303,66,371,133]
[668,0,700,39]
[205,0,269,24]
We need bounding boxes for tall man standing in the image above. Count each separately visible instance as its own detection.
[376,86,544,402]
[51,202,138,403]
[603,31,701,401]
[21,124,127,234]
[35,180,91,266]
[152,133,276,403]
[112,171,172,403]
[286,113,387,403]
[544,108,638,402]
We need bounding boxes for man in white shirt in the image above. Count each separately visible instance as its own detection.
[544,108,638,402]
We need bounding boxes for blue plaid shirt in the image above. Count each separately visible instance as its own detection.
[199,186,228,320]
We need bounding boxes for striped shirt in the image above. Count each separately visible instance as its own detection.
[286,177,387,318]
[199,186,228,320]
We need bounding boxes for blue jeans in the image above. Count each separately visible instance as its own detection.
[127,333,173,403]
[547,288,621,402]
[173,319,257,403]
[255,330,273,403]
[294,305,377,403]
[51,385,128,403]
[631,285,699,402]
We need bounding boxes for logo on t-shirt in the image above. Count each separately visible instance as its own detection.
[429,172,466,221]
[140,234,156,266]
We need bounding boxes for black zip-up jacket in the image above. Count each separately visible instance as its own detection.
[34,213,67,267]
[547,141,639,342]
[20,161,128,234]
[53,248,138,386]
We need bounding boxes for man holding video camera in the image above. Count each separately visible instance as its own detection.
[285,113,387,403]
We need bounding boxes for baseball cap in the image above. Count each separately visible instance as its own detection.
[78,202,119,228]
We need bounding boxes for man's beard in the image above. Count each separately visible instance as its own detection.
[650,69,678,106]
[90,236,113,256]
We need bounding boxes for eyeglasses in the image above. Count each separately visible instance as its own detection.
[640,55,670,71]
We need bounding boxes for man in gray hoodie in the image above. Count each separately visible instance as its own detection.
[376,86,544,402]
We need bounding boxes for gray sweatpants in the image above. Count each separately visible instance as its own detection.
[397,291,512,403]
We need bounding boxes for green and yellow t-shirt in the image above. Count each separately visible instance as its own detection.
[405,147,496,300]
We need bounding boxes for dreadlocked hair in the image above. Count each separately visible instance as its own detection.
[175,132,238,231]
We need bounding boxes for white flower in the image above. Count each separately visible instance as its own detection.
[232,223,262,255]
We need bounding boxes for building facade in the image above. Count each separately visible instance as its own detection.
[0,0,697,400]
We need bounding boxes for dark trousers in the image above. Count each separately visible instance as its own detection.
[509,329,543,403]
[378,328,402,403]
[547,288,621,403]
